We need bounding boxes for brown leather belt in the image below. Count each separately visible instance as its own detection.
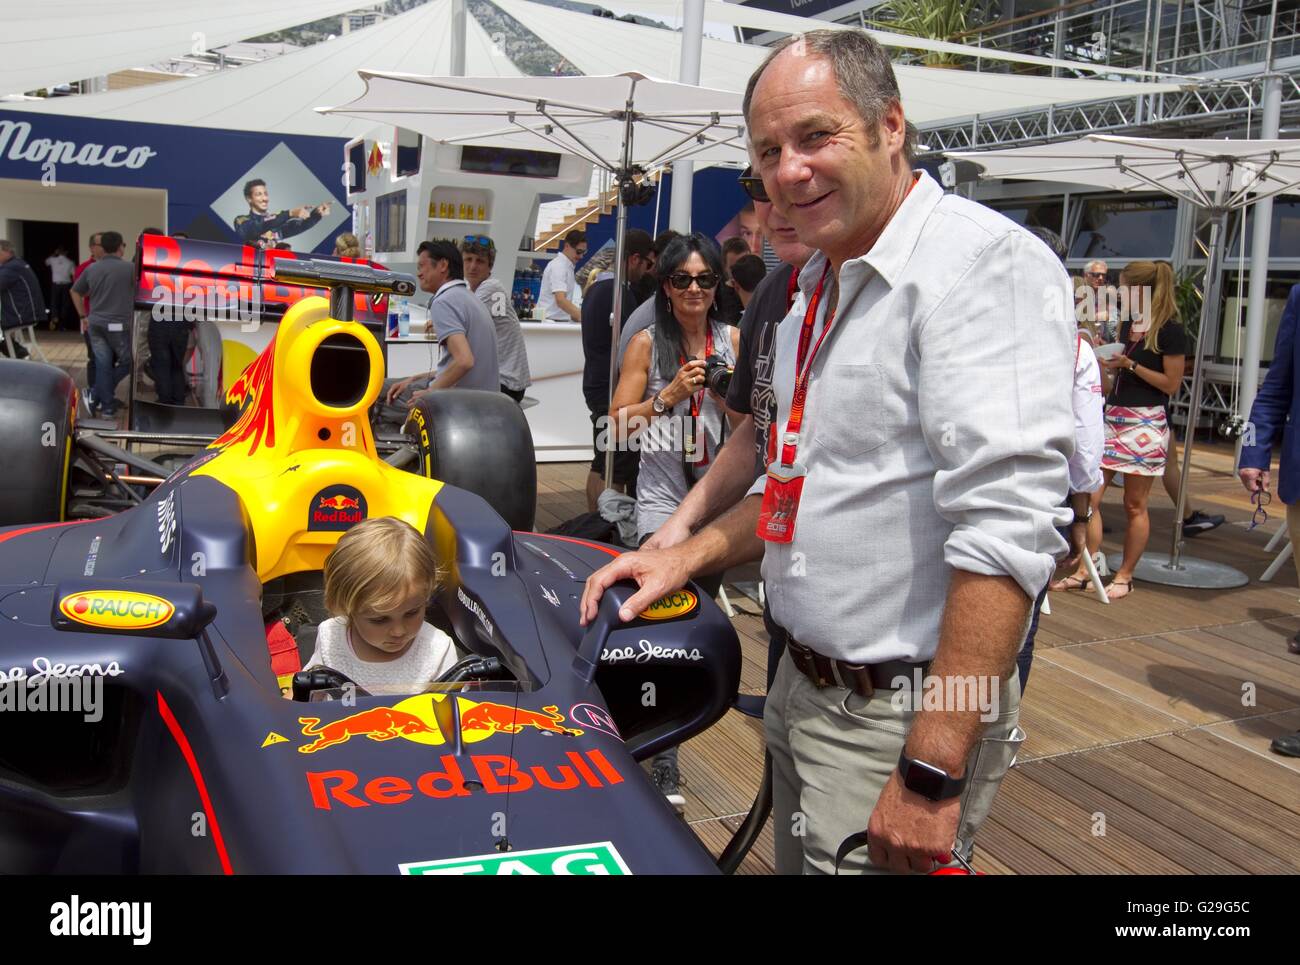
[784,637,925,699]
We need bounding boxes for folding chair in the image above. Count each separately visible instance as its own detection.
[3,324,50,364]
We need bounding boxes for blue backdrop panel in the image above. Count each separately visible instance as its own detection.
[0,110,347,254]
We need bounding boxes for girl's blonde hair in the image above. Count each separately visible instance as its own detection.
[1121,260,1177,351]
[323,517,441,619]
[334,232,362,259]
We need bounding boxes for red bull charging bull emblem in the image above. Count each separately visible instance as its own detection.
[308,485,367,531]
[294,694,584,754]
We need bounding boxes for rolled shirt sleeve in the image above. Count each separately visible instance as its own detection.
[918,231,1075,598]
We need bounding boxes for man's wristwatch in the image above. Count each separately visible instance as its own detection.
[897,750,967,802]
[1073,505,1093,525]
[651,392,668,415]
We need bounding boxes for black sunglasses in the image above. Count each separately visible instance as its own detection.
[738,167,770,203]
[463,234,495,249]
[668,271,719,291]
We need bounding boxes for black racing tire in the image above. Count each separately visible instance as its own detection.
[404,389,537,532]
[0,360,76,526]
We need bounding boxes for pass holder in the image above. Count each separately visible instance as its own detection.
[683,420,702,463]
[757,432,807,544]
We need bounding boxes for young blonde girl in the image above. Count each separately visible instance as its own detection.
[304,517,458,694]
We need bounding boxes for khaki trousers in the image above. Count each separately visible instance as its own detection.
[765,650,1024,875]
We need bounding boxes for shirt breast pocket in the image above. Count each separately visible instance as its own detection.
[813,362,894,458]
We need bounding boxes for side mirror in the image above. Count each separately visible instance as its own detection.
[52,580,217,639]
[579,582,741,762]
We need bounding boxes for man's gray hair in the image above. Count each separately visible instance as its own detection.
[743,29,918,164]
[1085,259,1108,273]
[0,239,13,254]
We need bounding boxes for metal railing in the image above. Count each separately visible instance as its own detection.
[912,0,1300,77]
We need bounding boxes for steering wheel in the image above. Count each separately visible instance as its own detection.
[291,666,372,702]
[431,654,505,686]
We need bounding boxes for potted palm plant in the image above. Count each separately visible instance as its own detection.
[870,0,980,67]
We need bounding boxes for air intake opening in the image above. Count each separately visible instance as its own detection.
[311,333,370,409]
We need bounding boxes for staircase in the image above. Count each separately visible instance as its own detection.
[532,168,662,252]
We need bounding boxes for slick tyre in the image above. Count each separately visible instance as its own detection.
[405,389,537,531]
[0,359,76,525]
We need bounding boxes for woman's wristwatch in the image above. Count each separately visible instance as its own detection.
[652,392,668,414]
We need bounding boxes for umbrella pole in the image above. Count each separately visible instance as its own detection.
[1168,207,1227,568]
[1122,168,1248,589]
[603,103,636,490]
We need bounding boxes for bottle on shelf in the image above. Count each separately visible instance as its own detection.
[477,204,486,221]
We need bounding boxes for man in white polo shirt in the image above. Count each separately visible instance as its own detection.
[579,29,1074,875]
[537,230,586,323]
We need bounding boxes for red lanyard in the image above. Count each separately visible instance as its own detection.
[678,325,715,422]
[785,266,799,311]
[780,264,835,467]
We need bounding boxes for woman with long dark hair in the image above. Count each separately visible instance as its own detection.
[608,232,740,809]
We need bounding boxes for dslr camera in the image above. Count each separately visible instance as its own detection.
[703,354,734,398]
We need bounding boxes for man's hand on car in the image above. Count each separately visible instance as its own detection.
[580,548,692,626]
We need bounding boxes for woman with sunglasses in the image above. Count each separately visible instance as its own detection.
[608,233,740,810]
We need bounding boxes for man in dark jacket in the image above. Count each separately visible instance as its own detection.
[1240,282,1300,758]
[0,239,47,358]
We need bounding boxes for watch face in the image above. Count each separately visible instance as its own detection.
[906,760,947,800]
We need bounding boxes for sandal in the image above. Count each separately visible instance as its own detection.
[1050,575,1088,592]
[1106,578,1134,600]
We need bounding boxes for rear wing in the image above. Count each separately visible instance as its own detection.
[134,234,391,326]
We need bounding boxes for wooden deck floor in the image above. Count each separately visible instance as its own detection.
[35,330,1300,874]
[536,446,1300,875]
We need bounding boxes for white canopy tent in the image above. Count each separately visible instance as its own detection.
[0,0,375,98]
[3,0,1183,141]
[0,0,521,137]
[949,134,1300,588]
[601,0,1187,79]
[322,70,747,483]
[491,0,1184,127]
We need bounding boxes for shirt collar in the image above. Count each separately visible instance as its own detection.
[796,169,942,294]
[434,278,468,298]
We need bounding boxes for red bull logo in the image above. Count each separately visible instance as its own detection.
[307,749,625,810]
[298,707,440,754]
[294,695,583,754]
[318,495,361,511]
[309,486,367,530]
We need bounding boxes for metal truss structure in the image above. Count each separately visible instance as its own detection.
[906,0,1300,151]
[921,75,1300,151]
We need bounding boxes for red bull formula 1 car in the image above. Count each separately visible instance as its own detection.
[0,257,751,874]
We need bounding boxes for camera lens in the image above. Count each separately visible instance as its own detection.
[703,355,733,397]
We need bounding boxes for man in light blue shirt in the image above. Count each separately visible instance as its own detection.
[384,240,499,411]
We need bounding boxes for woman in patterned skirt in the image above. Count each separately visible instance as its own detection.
[1092,260,1187,599]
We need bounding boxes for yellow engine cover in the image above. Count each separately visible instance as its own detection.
[194,296,441,581]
